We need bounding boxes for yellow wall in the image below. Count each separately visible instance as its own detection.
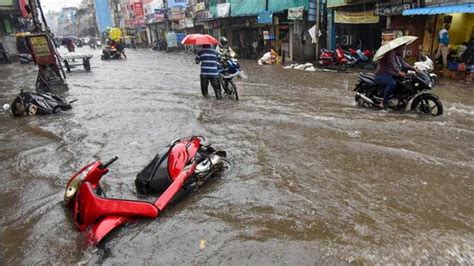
[449,13,474,45]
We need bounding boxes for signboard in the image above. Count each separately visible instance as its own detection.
[167,0,187,9]
[217,3,230,17]
[257,11,273,24]
[154,8,166,21]
[194,2,205,12]
[375,2,414,16]
[125,19,134,26]
[288,6,304,20]
[179,18,194,28]
[170,7,185,21]
[334,10,379,24]
[26,34,55,65]
[134,2,144,17]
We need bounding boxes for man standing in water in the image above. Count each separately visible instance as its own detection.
[195,44,222,99]
[435,24,450,68]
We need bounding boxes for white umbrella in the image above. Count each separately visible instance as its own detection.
[373,36,418,62]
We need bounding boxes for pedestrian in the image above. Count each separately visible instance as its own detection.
[434,23,450,68]
[195,44,222,99]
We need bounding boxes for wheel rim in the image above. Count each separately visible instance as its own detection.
[417,99,439,116]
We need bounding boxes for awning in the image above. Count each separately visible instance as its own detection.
[403,3,474,16]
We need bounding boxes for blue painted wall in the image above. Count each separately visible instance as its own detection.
[94,0,113,33]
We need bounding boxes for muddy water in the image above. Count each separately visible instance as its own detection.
[0,48,472,264]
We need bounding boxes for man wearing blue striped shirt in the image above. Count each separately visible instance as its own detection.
[195,44,222,99]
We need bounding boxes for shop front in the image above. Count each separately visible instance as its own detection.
[327,0,383,51]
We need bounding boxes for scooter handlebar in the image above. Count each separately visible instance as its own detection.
[100,156,118,169]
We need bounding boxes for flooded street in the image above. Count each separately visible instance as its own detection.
[1,47,473,264]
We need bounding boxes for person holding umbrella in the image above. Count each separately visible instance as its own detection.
[182,34,222,99]
[373,36,417,109]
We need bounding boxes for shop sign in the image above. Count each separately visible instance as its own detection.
[375,1,414,16]
[257,10,273,24]
[167,0,187,9]
[134,17,145,25]
[170,7,185,21]
[134,2,144,17]
[194,2,205,12]
[179,18,194,28]
[155,8,166,21]
[288,6,304,20]
[196,10,211,20]
[217,3,230,17]
[125,19,134,26]
[334,10,379,24]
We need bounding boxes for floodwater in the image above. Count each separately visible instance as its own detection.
[1,47,473,264]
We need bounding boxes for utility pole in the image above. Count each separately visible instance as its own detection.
[315,0,320,60]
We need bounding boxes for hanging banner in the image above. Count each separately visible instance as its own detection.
[217,3,230,17]
[194,2,205,12]
[334,10,379,24]
[288,6,304,20]
[134,2,144,17]
[257,10,273,24]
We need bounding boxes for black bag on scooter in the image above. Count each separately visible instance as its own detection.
[135,146,173,195]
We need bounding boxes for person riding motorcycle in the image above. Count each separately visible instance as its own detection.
[216,37,235,58]
[374,46,415,109]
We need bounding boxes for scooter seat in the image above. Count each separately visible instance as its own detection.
[74,182,159,231]
[359,73,376,85]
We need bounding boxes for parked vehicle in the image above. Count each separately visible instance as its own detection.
[319,45,348,71]
[414,56,438,87]
[354,70,443,116]
[64,136,229,244]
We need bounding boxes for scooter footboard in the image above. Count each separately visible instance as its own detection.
[89,216,133,244]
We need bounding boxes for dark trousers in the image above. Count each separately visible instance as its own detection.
[375,74,397,105]
[200,75,222,99]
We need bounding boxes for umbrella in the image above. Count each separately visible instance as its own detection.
[373,36,418,62]
[181,34,219,45]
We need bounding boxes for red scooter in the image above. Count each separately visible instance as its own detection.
[64,136,228,244]
[319,45,348,71]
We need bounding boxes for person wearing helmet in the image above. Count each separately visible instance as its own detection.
[216,37,235,58]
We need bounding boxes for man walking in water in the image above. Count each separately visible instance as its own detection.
[195,44,222,99]
[435,24,450,68]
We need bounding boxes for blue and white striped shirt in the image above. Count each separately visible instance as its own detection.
[196,48,220,77]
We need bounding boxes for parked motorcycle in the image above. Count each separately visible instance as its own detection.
[319,46,348,71]
[345,48,375,69]
[354,70,443,116]
[5,90,74,116]
[219,53,242,100]
[414,56,438,87]
[64,136,229,245]
[101,44,121,60]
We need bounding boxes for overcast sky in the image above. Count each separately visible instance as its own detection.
[40,0,81,12]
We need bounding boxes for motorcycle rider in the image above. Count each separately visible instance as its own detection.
[216,37,235,58]
[374,46,414,109]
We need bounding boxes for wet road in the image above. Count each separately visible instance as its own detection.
[1,47,473,264]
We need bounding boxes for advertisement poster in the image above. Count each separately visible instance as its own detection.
[134,2,144,17]
[30,36,51,57]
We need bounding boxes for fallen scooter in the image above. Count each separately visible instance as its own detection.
[3,90,75,116]
[64,136,229,245]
